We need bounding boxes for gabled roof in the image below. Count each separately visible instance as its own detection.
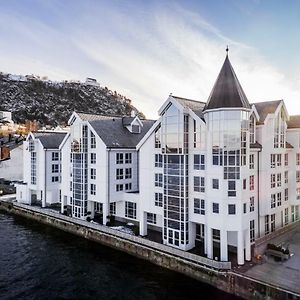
[204,55,250,111]
[33,132,67,149]
[252,100,282,124]
[286,142,294,149]
[87,115,155,148]
[172,95,206,119]
[287,115,300,129]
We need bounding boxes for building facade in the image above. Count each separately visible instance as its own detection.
[16,54,300,265]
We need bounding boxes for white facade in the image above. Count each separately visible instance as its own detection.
[0,144,23,180]
[17,56,300,265]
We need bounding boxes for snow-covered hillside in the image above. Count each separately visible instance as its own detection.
[0,72,144,125]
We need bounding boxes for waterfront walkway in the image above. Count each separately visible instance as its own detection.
[244,223,300,295]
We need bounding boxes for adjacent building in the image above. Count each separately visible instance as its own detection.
[16,54,300,265]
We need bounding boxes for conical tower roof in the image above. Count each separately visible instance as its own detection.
[203,54,250,111]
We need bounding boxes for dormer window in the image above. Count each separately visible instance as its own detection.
[122,116,143,134]
[131,124,140,133]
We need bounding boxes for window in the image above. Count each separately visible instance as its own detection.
[155,193,163,207]
[243,203,247,213]
[284,208,289,225]
[271,174,276,188]
[296,153,300,165]
[110,202,116,215]
[271,194,276,208]
[194,176,205,192]
[147,213,157,224]
[228,204,236,215]
[70,181,72,191]
[155,154,163,168]
[249,175,254,191]
[91,168,96,180]
[90,131,96,148]
[249,115,255,144]
[125,201,136,219]
[94,202,102,213]
[291,206,295,222]
[265,215,269,235]
[155,125,161,148]
[243,179,247,190]
[284,153,288,166]
[285,188,288,201]
[270,214,275,232]
[194,154,205,170]
[155,174,163,187]
[296,171,300,183]
[285,171,288,184]
[213,148,222,166]
[249,154,254,169]
[212,202,219,213]
[125,153,132,164]
[212,179,219,189]
[116,169,124,180]
[52,152,59,161]
[90,183,96,195]
[297,188,300,200]
[277,173,281,187]
[52,176,59,182]
[116,184,123,192]
[295,206,299,220]
[194,198,205,215]
[125,183,132,190]
[212,229,220,240]
[277,154,281,167]
[228,180,236,197]
[250,220,255,242]
[52,164,59,173]
[250,196,254,212]
[90,153,96,164]
[277,192,282,206]
[116,153,123,164]
[125,168,132,179]
[270,154,276,168]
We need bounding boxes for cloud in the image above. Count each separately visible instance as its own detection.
[0,1,299,119]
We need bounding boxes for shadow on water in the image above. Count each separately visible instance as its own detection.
[0,212,241,300]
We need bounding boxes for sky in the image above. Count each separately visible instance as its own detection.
[0,0,300,119]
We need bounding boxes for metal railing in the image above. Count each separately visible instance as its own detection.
[13,202,231,270]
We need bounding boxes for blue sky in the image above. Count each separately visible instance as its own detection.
[0,0,300,118]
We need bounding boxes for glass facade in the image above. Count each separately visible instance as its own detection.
[71,125,88,218]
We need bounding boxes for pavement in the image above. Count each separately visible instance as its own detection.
[244,223,300,295]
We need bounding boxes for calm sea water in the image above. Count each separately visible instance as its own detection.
[0,212,240,300]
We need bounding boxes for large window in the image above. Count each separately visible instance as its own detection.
[91,168,96,180]
[194,198,205,215]
[155,193,163,207]
[90,131,96,148]
[90,153,96,164]
[147,213,157,224]
[250,196,254,212]
[212,202,219,214]
[274,109,286,148]
[277,173,281,187]
[285,188,288,201]
[31,152,36,185]
[194,154,205,170]
[228,180,236,197]
[271,194,276,208]
[270,214,275,232]
[116,169,124,180]
[249,175,254,191]
[249,154,254,169]
[284,208,289,225]
[284,153,288,166]
[155,173,163,187]
[265,215,269,235]
[110,202,116,215]
[52,164,59,173]
[125,168,132,179]
[155,154,163,168]
[212,179,219,189]
[296,171,300,183]
[52,152,59,161]
[125,153,132,164]
[285,171,288,184]
[116,153,123,164]
[125,202,136,219]
[271,174,276,188]
[194,176,205,192]
[90,184,96,195]
[250,220,255,242]
[155,125,161,148]
[277,192,282,206]
[228,204,236,215]
[296,153,300,165]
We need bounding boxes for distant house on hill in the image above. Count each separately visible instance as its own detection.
[85,77,100,86]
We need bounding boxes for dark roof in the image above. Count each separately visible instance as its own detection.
[204,55,250,111]
[122,117,135,126]
[287,115,300,129]
[252,100,282,124]
[172,95,206,119]
[286,142,294,149]
[250,142,262,149]
[84,115,155,148]
[34,132,67,149]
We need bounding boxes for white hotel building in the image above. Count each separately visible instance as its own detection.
[17,54,300,265]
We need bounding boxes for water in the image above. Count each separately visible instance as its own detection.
[0,213,240,300]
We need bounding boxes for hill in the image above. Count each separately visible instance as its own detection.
[0,73,144,125]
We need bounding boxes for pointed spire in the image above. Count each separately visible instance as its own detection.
[203,53,250,111]
[226,45,229,56]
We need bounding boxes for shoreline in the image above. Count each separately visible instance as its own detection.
[1,198,299,300]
